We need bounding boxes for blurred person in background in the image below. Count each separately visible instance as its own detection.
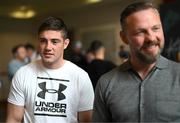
[8,44,27,80]
[25,43,36,63]
[87,40,116,89]
[70,41,87,70]
[80,49,95,72]
[118,45,129,62]
[25,43,41,63]
[85,49,95,64]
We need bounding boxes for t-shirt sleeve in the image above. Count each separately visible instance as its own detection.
[7,68,25,106]
[78,72,94,112]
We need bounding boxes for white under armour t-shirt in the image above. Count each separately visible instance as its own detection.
[8,60,94,123]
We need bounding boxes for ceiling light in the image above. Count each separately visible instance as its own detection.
[86,0,102,4]
[10,6,36,19]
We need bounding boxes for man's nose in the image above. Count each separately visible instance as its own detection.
[145,30,156,41]
[45,41,52,50]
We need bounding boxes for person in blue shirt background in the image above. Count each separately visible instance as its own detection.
[8,44,27,80]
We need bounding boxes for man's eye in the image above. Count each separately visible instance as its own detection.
[51,39,60,44]
[52,40,59,44]
[135,31,144,35]
[152,27,160,32]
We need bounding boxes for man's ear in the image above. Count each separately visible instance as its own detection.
[120,31,129,45]
[64,38,70,49]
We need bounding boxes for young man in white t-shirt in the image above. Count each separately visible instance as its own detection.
[6,17,94,123]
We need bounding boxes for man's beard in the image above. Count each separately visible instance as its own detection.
[135,40,164,64]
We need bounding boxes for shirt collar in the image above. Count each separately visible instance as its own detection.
[155,55,169,69]
[119,55,169,71]
[119,59,132,71]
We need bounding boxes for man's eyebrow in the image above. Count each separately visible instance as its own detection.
[51,38,60,40]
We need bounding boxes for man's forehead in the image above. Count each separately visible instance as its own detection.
[38,30,63,38]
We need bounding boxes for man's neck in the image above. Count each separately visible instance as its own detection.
[16,57,24,62]
[130,58,156,80]
[95,54,104,60]
[43,59,65,69]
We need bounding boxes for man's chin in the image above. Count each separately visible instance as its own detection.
[42,58,53,64]
[137,52,160,64]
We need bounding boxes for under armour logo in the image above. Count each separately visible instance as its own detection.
[37,82,67,101]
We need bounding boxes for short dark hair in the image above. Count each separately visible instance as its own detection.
[89,40,104,54]
[38,16,68,39]
[25,43,35,50]
[120,1,158,31]
[12,44,25,56]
